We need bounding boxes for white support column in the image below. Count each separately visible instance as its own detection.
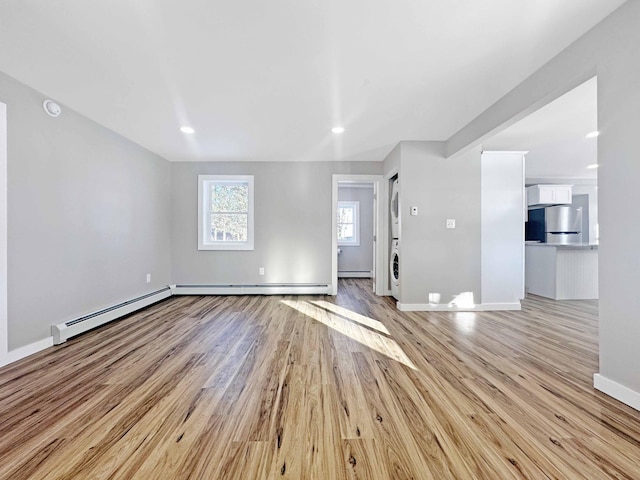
[481,151,526,308]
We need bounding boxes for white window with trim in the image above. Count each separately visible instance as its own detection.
[198,175,254,250]
[337,201,360,246]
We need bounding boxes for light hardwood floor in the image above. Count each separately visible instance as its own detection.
[1,279,639,479]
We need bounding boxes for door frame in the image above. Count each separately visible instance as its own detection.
[331,174,384,295]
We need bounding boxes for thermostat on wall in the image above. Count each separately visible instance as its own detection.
[43,99,62,117]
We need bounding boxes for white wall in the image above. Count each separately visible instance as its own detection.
[446,1,640,406]
[0,72,172,351]
[338,186,374,276]
[171,161,382,286]
[481,151,524,306]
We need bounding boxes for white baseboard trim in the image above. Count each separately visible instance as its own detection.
[477,303,522,311]
[397,302,521,312]
[1,336,54,367]
[594,374,640,412]
[171,284,332,295]
[338,271,372,278]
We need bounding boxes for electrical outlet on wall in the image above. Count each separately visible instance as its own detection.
[446,219,456,229]
[146,273,151,283]
[259,267,265,275]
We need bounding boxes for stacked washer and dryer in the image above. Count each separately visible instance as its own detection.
[390,178,400,300]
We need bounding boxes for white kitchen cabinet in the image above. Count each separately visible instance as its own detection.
[527,184,572,206]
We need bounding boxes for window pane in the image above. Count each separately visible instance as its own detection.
[210,184,249,213]
[337,207,353,223]
[199,175,254,250]
[337,224,354,241]
[210,213,248,242]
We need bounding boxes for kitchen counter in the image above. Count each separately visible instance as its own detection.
[525,244,598,300]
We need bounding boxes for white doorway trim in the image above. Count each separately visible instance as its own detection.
[383,167,398,296]
[331,174,384,295]
[0,102,7,365]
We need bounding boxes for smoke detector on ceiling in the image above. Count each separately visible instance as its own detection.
[43,99,62,117]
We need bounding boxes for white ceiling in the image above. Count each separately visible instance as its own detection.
[0,1,625,162]
[484,76,598,179]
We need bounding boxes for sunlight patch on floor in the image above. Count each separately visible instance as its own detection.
[309,300,390,334]
[281,300,416,370]
[454,312,477,334]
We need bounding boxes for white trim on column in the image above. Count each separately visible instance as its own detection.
[0,102,7,366]
[397,302,521,312]
[383,168,398,296]
[594,374,640,412]
[382,168,402,296]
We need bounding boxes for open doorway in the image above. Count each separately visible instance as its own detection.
[483,76,598,301]
[337,183,374,280]
[331,175,384,295]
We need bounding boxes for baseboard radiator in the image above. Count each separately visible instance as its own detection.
[51,283,330,345]
[51,287,172,345]
[171,283,331,295]
[338,270,372,278]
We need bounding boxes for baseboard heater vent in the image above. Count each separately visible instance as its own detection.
[51,287,172,345]
[338,271,372,278]
[172,283,331,296]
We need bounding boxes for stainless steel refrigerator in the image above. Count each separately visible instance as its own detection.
[526,206,583,244]
[544,205,582,244]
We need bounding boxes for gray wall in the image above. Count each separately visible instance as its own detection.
[397,142,481,306]
[447,2,640,395]
[338,186,374,276]
[572,194,590,243]
[171,161,382,285]
[0,72,172,350]
[572,185,598,243]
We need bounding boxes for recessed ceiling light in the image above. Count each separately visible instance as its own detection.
[587,164,599,169]
[331,126,345,134]
[180,126,195,134]
[585,131,599,138]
